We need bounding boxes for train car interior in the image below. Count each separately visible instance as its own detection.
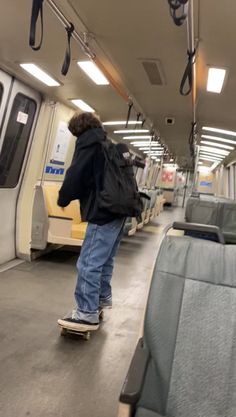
[0,1,236,416]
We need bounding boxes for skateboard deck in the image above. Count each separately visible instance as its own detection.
[58,309,104,340]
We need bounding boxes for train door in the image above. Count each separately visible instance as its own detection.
[0,70,41,264]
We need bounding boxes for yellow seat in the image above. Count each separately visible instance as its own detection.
[71,223,88,239]
[43,183,87,240]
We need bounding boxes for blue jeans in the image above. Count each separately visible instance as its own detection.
[74,218,125,323]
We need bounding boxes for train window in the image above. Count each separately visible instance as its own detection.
[0,93,36,188]
[0,83,3,106]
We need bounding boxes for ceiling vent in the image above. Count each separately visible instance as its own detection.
[141,59,165,86]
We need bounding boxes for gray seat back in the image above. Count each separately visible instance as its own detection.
[218,201,236,243]
[185,197,218,224]
[186,196,236,243]
[138,235,236,417]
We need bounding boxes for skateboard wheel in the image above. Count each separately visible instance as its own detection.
[61,328,67,336]
[84,332,90,341]
[99,310,104,320]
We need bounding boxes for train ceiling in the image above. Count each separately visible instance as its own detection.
[0,0,236,167]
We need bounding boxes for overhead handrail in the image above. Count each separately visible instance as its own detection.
[28,0,168,157]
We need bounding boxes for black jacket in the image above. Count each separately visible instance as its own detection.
[57,128,120,225]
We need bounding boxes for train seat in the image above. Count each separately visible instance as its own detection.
[119,224,236,417]
[71,223,88,239]
[43,183,87,244]
[43,183,81,222]
[124,217,137,236]
[186,196,236,243]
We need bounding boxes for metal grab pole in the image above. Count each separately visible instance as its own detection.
[193,144,200,191]
[182,170,189,208]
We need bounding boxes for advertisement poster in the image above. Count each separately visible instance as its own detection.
[161,167,176,188]
[198,172,214,193]
[50,121,71,165]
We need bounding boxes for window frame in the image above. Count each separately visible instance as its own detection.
[0,92,37,189]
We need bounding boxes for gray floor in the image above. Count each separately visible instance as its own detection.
[0,207,184,417]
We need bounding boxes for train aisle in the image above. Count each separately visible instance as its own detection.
[0,207,183,417]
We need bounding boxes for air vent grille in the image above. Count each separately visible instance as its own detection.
[142,60,164,85]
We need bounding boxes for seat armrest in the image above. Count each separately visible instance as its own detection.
[119,338,149,405]
[173,221,225,244]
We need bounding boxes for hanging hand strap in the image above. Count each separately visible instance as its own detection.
[29,0,44,51]
[179,49,195,96]
[125,102,133,128]
[61,22,75,76]
[135,113,141,129]
[168,0,188,26]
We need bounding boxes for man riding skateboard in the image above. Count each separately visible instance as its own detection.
[57,112,125,334]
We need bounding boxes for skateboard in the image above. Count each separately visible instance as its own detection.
[58,309,104,340]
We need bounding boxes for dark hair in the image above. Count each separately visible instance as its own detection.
[68,112,103,137]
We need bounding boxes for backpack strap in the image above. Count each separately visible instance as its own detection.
[101,140,133,171]
[29,0,44,51]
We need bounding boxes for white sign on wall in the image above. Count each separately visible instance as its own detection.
[17,111,28,125]
[50,121,71,165]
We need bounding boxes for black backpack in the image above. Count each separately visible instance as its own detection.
[98,141,143,217]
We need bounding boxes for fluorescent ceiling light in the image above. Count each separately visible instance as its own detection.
[131,141,162,146]
[207,67,226,93]
[135,144,163,148]
[198,166,211,173]
[202,127,236,137]
[210,161,221,171]
[71,99,95,112]
[20,63,60,86]
[133,144,164,151]
[143,150,163,153]
[200,156,223,163]
[123,136,152,140]
[198,162,203,165]
[143,151,163,155]
[200,146,229,156]
[200,150,224,158]
[201,134,236,145]
[143,149,163,152]
[151,157,161,161]
[163,163,177,168]
[78,61,109,85]
[200,140,234,150]
[139,147,162,150]
[144,154,163,156]
[114,129,149,134]
[200,152,223,160]
[103,121,142,126]
[200,152,223,161]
